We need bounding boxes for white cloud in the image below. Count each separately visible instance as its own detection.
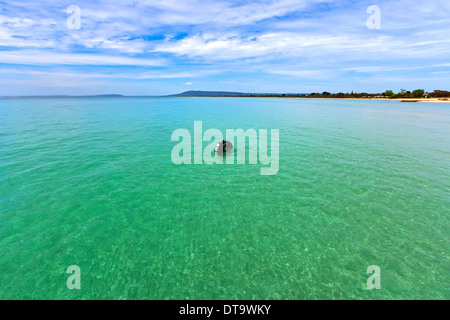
[267,69,330,79]
[135,0,329,26]
[0,51,165,66]
[0,67,218,80]
[153,31,450,62]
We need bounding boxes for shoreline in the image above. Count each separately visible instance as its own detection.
[179,96,450,103]
[1,96,449,103]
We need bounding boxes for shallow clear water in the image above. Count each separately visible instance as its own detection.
[0,97,448,299]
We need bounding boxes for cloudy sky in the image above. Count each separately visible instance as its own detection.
[0,0,449,95]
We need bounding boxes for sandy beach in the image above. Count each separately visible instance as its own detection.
[201,96,450,103]
[366,98,450,103]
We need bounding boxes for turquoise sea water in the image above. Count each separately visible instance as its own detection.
[0,97,448,299]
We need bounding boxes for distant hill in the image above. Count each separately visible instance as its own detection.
[169,90,311,97]
[170,91,251,97]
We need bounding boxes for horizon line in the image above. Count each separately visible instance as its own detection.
[2,89,448,98]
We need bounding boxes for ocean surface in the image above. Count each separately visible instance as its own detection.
[0,97,448,299]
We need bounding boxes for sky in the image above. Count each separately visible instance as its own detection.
[0,0,449,96]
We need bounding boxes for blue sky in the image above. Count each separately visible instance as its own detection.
[0,0,449,95]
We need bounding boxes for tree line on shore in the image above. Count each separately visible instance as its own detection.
[246,90,450,99]
[381,89,450,99]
